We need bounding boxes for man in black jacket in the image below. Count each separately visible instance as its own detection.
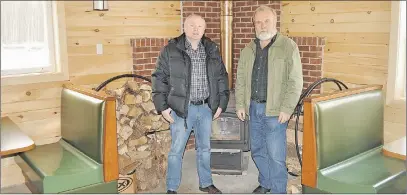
[151,14,229,194]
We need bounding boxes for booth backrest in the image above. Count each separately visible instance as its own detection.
[301,85,384,188]
[61,88,105,163]
[314,88,384,169]
[60,84,119,182]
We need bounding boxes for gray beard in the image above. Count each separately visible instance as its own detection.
[257,31,275,41]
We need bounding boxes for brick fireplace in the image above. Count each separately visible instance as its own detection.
[131,0,325,150]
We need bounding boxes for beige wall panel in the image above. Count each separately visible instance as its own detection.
[1,1,180,189]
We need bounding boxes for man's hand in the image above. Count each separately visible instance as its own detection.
[162,108,174,124]
[236,109,245,121]
[213,107,222,120]
[278,112,291,124]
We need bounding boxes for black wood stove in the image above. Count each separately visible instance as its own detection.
[209,91,250,175]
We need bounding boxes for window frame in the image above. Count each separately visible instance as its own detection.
[386,1,406,108]
[1,1,68,86]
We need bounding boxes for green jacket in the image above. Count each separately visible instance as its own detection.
[235,32,303,117]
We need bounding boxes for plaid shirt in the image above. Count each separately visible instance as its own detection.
[185,39,209,102]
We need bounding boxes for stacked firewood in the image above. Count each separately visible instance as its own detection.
[106,81,171,191]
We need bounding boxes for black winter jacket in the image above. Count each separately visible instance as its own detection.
[151,33,230,119]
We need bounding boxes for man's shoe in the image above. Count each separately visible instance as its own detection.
[199,185,222,194]
[252,185,270,194]
[167,190,177,194]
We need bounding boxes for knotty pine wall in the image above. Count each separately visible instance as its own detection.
[1,1,180,188]
[281,1,406,143]
[2,0,405,189]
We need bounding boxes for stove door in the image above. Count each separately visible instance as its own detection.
[211,113,241,141]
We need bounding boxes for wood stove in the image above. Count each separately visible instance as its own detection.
[210,111,250,151]
[210,91,250,175]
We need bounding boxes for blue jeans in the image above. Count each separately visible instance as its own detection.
[249,101,288,193]
[166,103,213,191]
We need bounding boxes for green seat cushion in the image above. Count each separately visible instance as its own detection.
[19,139,104,193]
[317,146,406,193]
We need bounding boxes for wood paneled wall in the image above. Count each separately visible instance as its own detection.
[281,1,405,143]
[1,1,180,188]
[281,1,390,88]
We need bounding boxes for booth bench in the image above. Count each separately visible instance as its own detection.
[301,85,406,193]
[16,84,119,193]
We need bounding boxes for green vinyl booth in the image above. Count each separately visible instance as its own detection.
[301,85,406,194]
[16,84,119,193]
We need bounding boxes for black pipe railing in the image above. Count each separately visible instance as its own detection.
[94,74,151,92]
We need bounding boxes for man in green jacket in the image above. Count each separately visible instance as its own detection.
[235,5,303,194]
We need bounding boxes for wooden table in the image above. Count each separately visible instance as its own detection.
[383,136,406,160]
[1,117,35,156]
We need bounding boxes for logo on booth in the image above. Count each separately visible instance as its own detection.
[118,177,133,192]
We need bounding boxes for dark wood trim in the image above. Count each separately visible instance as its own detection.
[103,98,119,182]
[63,83,114,101]
[304,85,383,103]
[301,101,317,188]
